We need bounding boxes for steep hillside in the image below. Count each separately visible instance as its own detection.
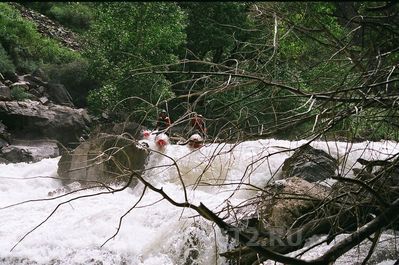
[8,3,81,51]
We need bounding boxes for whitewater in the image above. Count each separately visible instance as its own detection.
[1,138,399,265]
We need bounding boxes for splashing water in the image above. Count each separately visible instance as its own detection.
[1,139,399,264]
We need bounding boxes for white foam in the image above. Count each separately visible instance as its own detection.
[1,139,398,264]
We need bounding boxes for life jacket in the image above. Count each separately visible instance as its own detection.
[191,117,205,132]
[157,116,171,130]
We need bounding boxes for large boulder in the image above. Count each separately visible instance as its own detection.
[282,144,337,182]
[57,133,149,187]
[0,100,90,147]
[258,177,330,230]
[221,177,331,264]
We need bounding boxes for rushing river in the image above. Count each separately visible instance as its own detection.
[1,139,399,264]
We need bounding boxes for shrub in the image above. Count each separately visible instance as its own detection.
[15,59,39,74]
[43,59,99,107]
[0,3,79,72]
[87,84,122,115]
[10,86,30,101]
[0,44,15,74]
[48,4,93,32]
[21,2,53,14]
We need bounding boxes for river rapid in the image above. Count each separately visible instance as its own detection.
[1,138,399,264]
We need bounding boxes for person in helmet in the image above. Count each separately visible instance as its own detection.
[155,133,169,151]
[156,109,171,136]
[187,133,204,149]
[190,112,207,137]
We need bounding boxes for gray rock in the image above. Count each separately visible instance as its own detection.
[0,145,34,164]
[282,144,337,182]
[0,83,11,101]
[11,139,59,162]
[47,83,73,106]
[91,121,146,140]
[0,100,91,147]
[19,74,48,87]
[39,96,49,104]
[57,133,149,187]
[38,86,45,94]
[0,138,9,150]
[0,120,10,143]
[10,81,30,91]
[259,177,330,230]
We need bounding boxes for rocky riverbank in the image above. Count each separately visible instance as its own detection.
[0,71,91,163]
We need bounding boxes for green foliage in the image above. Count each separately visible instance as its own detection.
[43,59,98,107]
[22,2,93,32]
[178,2,252,62]
[0,3,79,72]
[0,44,15,73]
[47,3,93,32]
[21,2,53,14]
[2,1,396,142]
[10,86,30,101]
[84,3,186,118]
[347,109,399,141]
[87,84,121,115]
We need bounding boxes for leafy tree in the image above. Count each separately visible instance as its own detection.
[178,2,252,63]
[164,2,399,140]
[84,2,187,121]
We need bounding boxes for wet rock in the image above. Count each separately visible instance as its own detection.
[259,177,330,230]
[0,145,34,164]
[282,144,337,182]
[11,139,59,162]
[221,177,331,264]
[0,100,90,147]
[57,133,149,187]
